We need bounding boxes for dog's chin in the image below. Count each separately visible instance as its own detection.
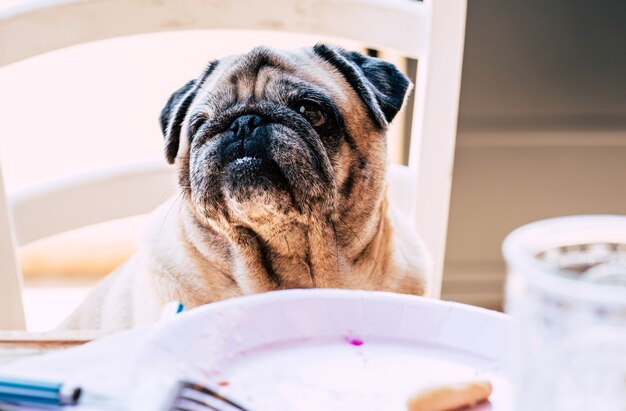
[222,156,298,222]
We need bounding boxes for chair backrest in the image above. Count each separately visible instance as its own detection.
[0,0,467,329]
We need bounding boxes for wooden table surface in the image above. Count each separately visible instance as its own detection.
[0,331,108,366]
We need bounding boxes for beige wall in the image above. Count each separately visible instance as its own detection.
[441,0,626,309]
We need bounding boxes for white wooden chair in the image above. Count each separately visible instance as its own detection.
[0,0,466,330]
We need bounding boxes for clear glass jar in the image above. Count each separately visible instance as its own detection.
[503,215,626,411]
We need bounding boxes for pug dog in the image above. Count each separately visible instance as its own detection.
[61,44,430,330]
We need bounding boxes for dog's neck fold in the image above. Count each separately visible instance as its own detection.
[170,195,391,306]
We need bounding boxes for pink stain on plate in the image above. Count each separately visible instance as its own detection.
[344,336,364,346]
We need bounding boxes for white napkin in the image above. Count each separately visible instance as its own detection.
[0,319,189,410]
[0,301,193,409]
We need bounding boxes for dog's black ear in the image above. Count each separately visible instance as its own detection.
[160,79,197,164]
[312,44,411,128]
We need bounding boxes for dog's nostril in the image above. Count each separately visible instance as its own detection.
[229,114,265,137]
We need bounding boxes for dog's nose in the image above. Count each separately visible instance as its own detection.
[229,114,264,138]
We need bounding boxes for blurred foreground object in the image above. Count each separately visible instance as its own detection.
[503,215,626,411]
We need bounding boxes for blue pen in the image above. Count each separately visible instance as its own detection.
[0,375,81,407]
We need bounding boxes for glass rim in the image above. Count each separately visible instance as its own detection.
[502,214,626,305]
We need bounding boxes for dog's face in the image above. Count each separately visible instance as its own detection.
[160,45,410,266]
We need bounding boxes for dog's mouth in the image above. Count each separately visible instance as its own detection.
[224,155,291,192]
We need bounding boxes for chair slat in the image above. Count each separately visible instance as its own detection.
[9,161,177,246]
[0,0,429,67]
[408,0,467,297]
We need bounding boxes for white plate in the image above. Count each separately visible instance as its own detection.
[135,289,513,410]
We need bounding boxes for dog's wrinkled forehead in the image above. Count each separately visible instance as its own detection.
[195,46,351,111]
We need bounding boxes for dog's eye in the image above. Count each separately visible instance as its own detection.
[189,115,208,136]
[298,103,326,127]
